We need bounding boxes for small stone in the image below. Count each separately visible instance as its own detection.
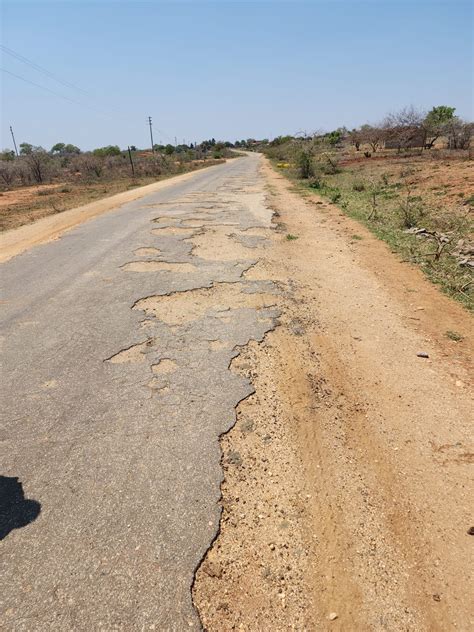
[417,352,429,358]
[433,594,441,602]
[468,526,474,535]
[328,612,338,621]
[227,450,242,466]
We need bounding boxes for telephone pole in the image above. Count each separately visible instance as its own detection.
[127,146,135,178]
[10,126,19,157]
[148,116,155,153]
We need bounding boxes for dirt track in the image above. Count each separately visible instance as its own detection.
[194,159,473,630]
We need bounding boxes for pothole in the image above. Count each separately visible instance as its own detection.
[151,227,196,236]
[151,359,177,374]
[133,283,277,325]
[188,228,253,261]
[134,247,162,257]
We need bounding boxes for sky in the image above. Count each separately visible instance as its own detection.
[1,0,473,151]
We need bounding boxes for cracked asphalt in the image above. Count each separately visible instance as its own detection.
[0,154,278,630]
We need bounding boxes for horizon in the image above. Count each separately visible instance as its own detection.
[1,0,473,152]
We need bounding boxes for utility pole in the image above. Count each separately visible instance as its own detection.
[148,116,155,153]
[127,146,135,178]
[10,126,19,157]
[174,136,177,147]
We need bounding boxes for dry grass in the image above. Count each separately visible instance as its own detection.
[272,150,473,310]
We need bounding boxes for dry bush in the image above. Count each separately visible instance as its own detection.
[0,162,18,187]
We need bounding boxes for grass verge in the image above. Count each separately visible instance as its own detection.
[272,159,473,311]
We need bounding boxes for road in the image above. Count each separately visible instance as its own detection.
[2,154,473,631]
[0,155,277,630]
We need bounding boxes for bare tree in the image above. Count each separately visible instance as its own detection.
[444,119,473,149]
[359,124,384,153]
[24,147,51,184]
[0,162,17,186]
[383,106,426,151]
[73,154,104,179]
[348,128,362,151]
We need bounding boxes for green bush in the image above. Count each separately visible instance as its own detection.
[308,177,323,189]
[297,150,314,179]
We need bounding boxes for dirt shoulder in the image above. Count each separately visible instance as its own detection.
[0,161,229,263]
[194,158,473,630]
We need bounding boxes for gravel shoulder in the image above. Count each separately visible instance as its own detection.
[194,158,473,630]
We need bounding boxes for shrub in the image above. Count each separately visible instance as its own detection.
[308,177,323,189]
[352,181,365,192]
[0,162,17,186]
[73,155,104,179]
[321,153,340,175]
[297,149,314,179]
[24,148,51,183]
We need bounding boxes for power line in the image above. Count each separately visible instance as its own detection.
[1,45,183,144]
[1,45,125,118]
[0,44,91,97]
[2,46,183,147]
[4,67,181,148]
[1,67,111,116]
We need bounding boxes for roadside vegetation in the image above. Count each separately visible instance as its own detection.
[258,106,473,310]
[0,139,233,231]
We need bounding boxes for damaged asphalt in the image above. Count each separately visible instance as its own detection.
[0,154,279,630]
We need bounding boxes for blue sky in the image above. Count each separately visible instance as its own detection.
[1,0,472,151]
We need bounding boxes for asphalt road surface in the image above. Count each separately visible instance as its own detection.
[0,155,277,630]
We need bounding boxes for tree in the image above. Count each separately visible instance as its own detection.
[383,106,425,151]
[92,145,121,157]
[19,142,34,155]
[0,161,17,185]
[348,129,362,151]
[24,146,50,183]
[0,149,15,161]
[359,124,384,153]
[51,143,81,155]
[444,118,473,149]
[64,144,81,155]
[423,106,456,148]
[51,143,66,154]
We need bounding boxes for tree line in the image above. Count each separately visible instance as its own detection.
[0,139,232,188]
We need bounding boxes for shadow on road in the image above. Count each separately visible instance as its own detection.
[0,476,41,540]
